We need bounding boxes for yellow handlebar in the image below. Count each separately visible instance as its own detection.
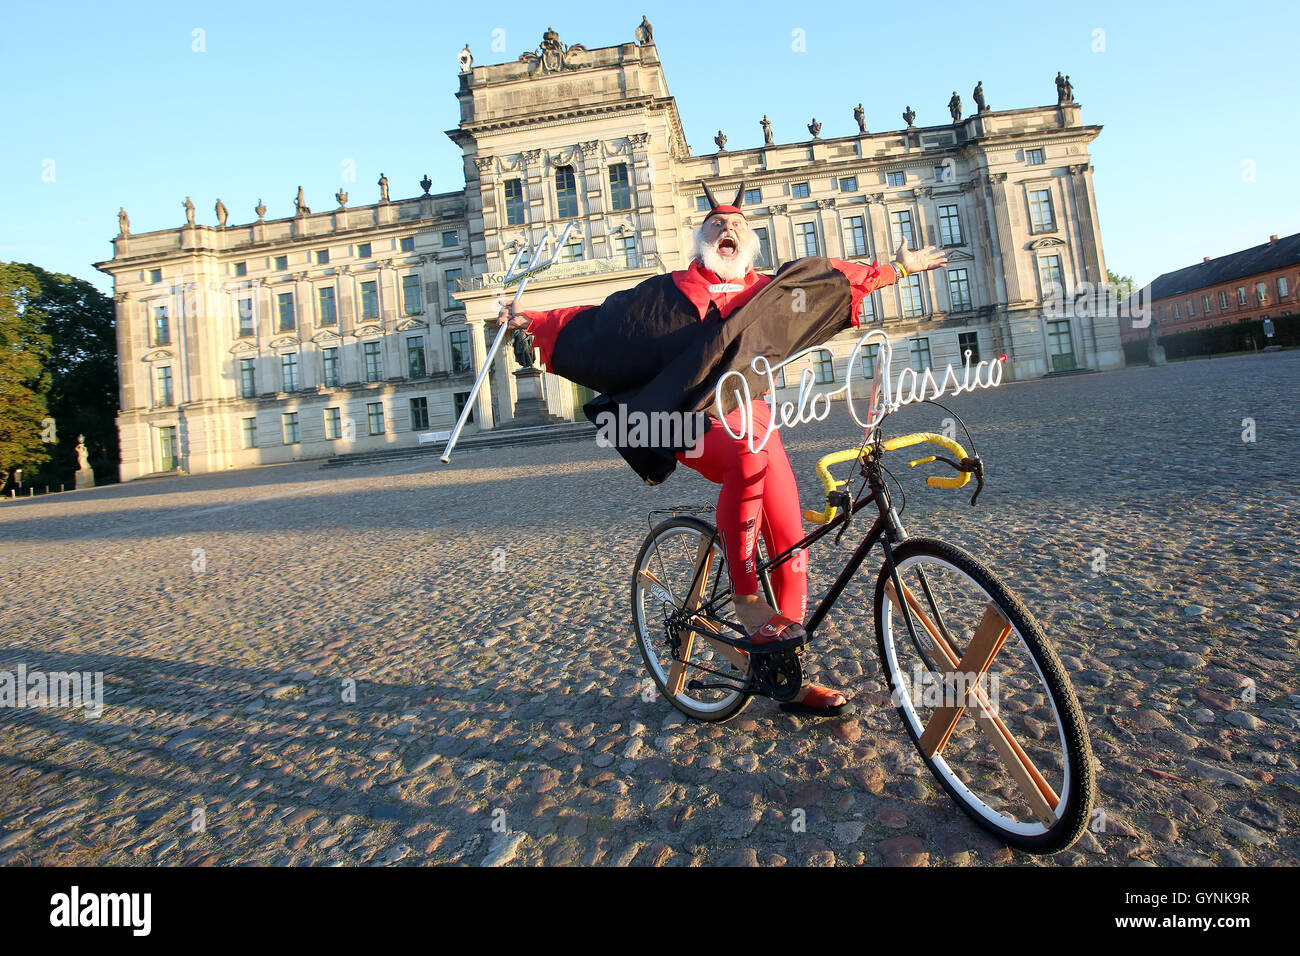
[803,432,973,525]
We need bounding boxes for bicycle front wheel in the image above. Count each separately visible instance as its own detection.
[873,538,1094,854]
[631,516,754,722]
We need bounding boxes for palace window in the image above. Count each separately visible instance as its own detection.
[153,305,170,346]
[150,269,162,284]
[695,196,709,211]
[504,180,525,226]
[1188,299,1195,317]
[886,171,905,187]
[277,292,295,331]
[453,390,474,424]
[949,268,972,311]
[359,281,378,320]
[792,182,810,198]
[796,222,819,257]
[242,417,257,448]
[280,352,299,392]
[275,255,288,271]
[857,343,881,379]
[958,331,981,365]
[239,358,256,398]
[910,337,932,372]
[744,187,763,204]
[938,204,963,245]
[363,341,383,381]
[859,294,876,326]
[317,287,336,325]
[407,336,426,378]
[814,351,835,384]
[322,347,339,387]
[1203,294,1212,312]
[1026,148,1045,165]
[890,209,916,250]
[1219,290,1229,309]
[366,402,385,436]
[753,227,773,270]
[282,412,299,445]
[1039,256,1064,297]
[238,298,254,337]
[1237,287,1247,305]
[1028,189,1055,233]
[155,365,173,407]
[1279,276,1289,297]
[560,241,584,263]
[357,242,372,258]
[442,231,458,247]
[843,216,867,257]
[839,177,857,193]
[609,163,633,211]
[899,274,924,317]
[449,329,471,373]
[410,397,429,431]
[1173,302,1181,320]
[316,249,330,265]
[402,274,422,315]
[615,235,637,267]
[555,165,579,218]
[234,262,246,277]
[324,407,341,440]
[400,237,415,253]
[445,268,463,309]
[1256,281,1268,303]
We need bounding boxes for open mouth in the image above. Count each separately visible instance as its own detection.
[717,236,738,257]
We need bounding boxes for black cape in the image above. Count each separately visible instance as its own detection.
[549,257,859,485]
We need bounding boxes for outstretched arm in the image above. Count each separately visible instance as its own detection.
[497,300,596,371]
[829,241,949,328]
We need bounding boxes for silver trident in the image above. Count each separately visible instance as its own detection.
[440,220,579,463]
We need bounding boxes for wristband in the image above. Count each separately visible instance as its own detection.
[893,261,909,280]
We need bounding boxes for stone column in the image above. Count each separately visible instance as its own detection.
[866,196,898,322]
[1067,164,1104,285]
[982,172,1024,303]
[466,318,494,429]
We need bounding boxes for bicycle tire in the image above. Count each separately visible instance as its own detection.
[630,515,758,723]
[873,537,1095,854]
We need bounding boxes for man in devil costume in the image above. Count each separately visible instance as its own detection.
[499,181,947,715]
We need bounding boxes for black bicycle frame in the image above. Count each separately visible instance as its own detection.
[684,454,920,644]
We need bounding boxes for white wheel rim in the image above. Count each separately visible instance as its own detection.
[880,553,1073,838]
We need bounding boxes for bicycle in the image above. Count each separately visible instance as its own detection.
[630,389,1096,854]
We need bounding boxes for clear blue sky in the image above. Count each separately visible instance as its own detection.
[2,0,1296,295]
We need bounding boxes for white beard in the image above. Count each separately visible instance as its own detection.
[694,228,759,281]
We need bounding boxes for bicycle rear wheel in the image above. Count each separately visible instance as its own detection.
[631,516,755,722]
[873,537,1094,854]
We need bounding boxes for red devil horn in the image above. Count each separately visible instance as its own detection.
[731,181,745,208]
[699,180,719,211]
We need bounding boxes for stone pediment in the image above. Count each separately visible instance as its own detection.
[944,249,976,262]
[229,341,257,355]
[268,335,299,349]
[394,317,428,332]
[142,349,174,363]
[353,324,384,338]
[311,329,342,344]
[1027,237,1065,249]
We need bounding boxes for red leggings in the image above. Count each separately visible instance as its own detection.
[674,399,808,623]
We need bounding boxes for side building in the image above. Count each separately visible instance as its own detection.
[97,24,1120,481]
[1121,232,1300,342]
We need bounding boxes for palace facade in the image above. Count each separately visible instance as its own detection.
[96,24,1119,480]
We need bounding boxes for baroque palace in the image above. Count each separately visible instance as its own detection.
[96,23,1119,480]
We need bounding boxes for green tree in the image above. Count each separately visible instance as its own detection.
[15,264,119,485]
[0,264,52,488]
[1108,270,1135,301]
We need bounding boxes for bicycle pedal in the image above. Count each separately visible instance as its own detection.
[734,634,808,654]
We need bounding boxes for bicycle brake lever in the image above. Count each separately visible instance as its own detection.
[833,490,854,546]
[964,457,985,507]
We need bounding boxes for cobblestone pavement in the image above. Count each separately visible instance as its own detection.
[1,351,1297,867]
